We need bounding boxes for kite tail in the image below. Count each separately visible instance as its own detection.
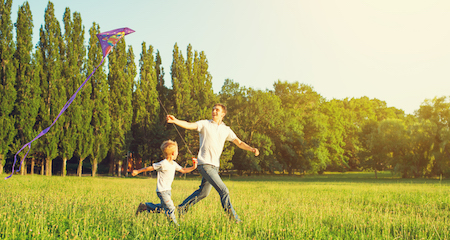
[5,57,106,180]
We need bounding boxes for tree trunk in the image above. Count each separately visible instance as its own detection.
[40,159,45,175]
[109,153,115,175]
[375,169,378,179]
[77,157,84,177]
[118,160,122,177]
[0,154,3,175]
[46,157,52,176]
[124,153,129,177]
[92,158,98,177]
[20,158,26,175]
[30,158,35,175]
[62,157,67,177]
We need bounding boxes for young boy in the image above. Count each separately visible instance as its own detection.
[132,140,197,225]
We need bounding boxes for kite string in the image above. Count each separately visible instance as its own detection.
[157,96,194,156]
[5,57,106,180]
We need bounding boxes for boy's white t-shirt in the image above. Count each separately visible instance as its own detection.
[196,119,237,167]
[153,159,182,192]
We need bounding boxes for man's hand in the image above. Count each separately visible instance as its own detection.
[131,170,139,176]
[166,115,177,124]
[252,148,260,157]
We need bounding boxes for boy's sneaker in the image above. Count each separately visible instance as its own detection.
[135,203,147,216]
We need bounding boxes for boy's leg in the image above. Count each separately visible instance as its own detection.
[198,164,240,222]
[178,168,212,214]
[158,191,178,226]
[145,202,163,213]
[136,202,147,216]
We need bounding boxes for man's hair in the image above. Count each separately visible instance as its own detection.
[214,103,227,115]
[160,140,178,158]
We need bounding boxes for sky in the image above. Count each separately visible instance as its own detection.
[10,0,450,115]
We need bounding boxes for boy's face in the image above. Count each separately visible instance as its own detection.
[172,148,178,160]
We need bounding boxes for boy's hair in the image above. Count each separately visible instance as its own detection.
[160,140,178,158]
[214,103,227,115]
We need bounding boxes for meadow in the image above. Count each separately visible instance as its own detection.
[1,172,449,239]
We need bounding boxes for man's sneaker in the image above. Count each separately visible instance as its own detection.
[135,203,147,216]
[177,204,188,216]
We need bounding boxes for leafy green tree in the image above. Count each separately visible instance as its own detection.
[29,46,44,175]
[192,49,217,117]
[219,79,246,171]
[108,39,134,176]
[155,50,168,123]
[12,1,40,175]
[61,8,86,176]
[234,89,281,174]
[360,119,408,178]
[169,43,195,163]
[132,42,159,170]
[320,100,347,171]
[170,43,190,118]
[38,1,65,176]
[0,0,16,175]
[184,45,217,166]
[340,97,374,170]
[88,23,110,177]
[273,81,328,174]
[396,119,435,178]
[416,96,450,177]
[221,80,281,173]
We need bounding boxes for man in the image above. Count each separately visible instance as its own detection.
[166,103,259,222]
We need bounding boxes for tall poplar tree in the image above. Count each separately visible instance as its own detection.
[170,43,190,118]
[12,1,40,175]
[88,23,110,177]
[155,50,168,123]
[170,43,196,162]
[38,1,65,176]
[132,42,159,169]
[60,8,83,176]
[108,39,134,176]
[0,0,16,175]
[73,13,92,177]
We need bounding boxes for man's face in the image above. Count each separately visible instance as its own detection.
[212,105,225,119]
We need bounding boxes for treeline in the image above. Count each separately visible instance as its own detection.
[1,1,450,178]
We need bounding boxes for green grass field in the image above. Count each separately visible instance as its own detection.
[1,172,449,239]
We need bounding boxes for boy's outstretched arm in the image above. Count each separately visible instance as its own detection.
[132,166,155,176]
[178,158,198,174]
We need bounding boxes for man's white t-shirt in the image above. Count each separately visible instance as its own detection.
[153,159,182,192]
[196,119,237,167]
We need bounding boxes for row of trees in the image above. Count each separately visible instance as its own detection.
[1,1,450,178]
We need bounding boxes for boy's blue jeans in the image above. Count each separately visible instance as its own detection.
[146,190,178,225]
[178,164,240,221]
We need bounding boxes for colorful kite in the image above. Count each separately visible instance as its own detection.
[5,27,135,180]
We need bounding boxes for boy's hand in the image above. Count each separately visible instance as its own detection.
[131,170,139,176]
[192,157,198,168]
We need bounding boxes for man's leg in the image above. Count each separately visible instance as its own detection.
[158,191,178,226]
[178,166,213,214]
[199,164,240,222]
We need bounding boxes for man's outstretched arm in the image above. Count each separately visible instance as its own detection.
[232,138,260,156]
[166,115,198,130]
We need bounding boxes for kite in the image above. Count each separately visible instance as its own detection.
[5,27,135,180]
